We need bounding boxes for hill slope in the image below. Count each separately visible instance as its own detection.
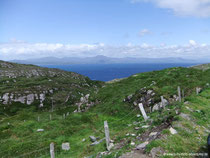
[0,62,209,158]
[0,60,102,115]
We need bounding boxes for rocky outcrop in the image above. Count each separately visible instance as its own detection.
[74,94,97,113]
[124,87,156,113]
[0,91,48,107]
[123,87,181,113]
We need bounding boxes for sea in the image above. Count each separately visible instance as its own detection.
[42,63,196,82]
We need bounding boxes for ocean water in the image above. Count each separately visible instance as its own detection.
[42,63,196,81]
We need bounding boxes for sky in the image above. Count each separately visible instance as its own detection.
[0,0,210,60]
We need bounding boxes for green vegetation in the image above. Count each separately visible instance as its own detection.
[192,63,210,71]
[146,89,210,157]
[0,62,210,158]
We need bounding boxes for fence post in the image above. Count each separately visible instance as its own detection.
[38,116,40,122]
[196,87,199,95]
[50,143,55,158]
[51,97,54,112]
[104,121,111,151]
[138,103,148,121]
[50,114,52,121]
[63,114,65,119]
[161,96,165,108]
[177,86,181,102]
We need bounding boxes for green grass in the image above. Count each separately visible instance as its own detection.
[0,64,210,157]
[145,89,210,158]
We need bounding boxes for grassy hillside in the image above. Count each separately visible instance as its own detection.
[0,60,102,117]
[192,63,210,71]
[145,88,210,157]
[0,63,210,158]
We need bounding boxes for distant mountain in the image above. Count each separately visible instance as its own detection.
[10,55,201,65]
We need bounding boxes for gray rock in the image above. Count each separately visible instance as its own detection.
[152,103,160,112]
[150,147,164,158]
[136,141,149,150]
[169,127,177,134]
[62,143,70,151]
[149,132,158,137]
[2,93,9,104]
[26,94,34,105]
[142,125,149,128]
[180,113,191,121]
[39,93,45,107]
[89,136,97,142]
[37,129,44,132]
[131,142,135,146]
[90,138,105,146]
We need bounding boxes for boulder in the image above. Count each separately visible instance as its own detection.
[62,143,70,151]
[169,127,177,135]
[149,132,158,137]
[89,136,97,142]
[136,141,149,150]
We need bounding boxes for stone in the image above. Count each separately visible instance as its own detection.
[126,133,130,136]
[89,136,97,142]
[85,94,90,99]
[2,93,9,104]
[135,127,140,130]
[152,104,159,112]
[169,127,177,135]
[62,143,70,151]
[142,125,149,128]
[150,147,164,158]
[133,102,137,106]
[180,113,191,121]
[147,90,153,95]
[37,129,44,132]
[131,142,135,146]
[186,106,193,112]
[82,138,86,142]
[137,114,141,118]
[39,93,45,107]
[133,121,138,125]
[109,143,114,150]
[90,138,105,146]
[149,132,158,137]
[131,134,136,137]
[136,141,149,150]
[195,110,201,113]
[26,94,34,105]
[138,103,148,121]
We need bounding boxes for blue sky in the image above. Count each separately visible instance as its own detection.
[0,0,210,60]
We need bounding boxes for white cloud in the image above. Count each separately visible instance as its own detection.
[139,29,152,37]
[0,41,210,60]
[131,0,210,17]
[189,40,197,46]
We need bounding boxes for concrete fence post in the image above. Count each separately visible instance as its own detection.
[50,143,55,158]
[104,121,111,151]
[177,86,181,102]
[138,103,148,121]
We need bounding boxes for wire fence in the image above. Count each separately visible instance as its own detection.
[1,79,202,157]
[0,106,140,158]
